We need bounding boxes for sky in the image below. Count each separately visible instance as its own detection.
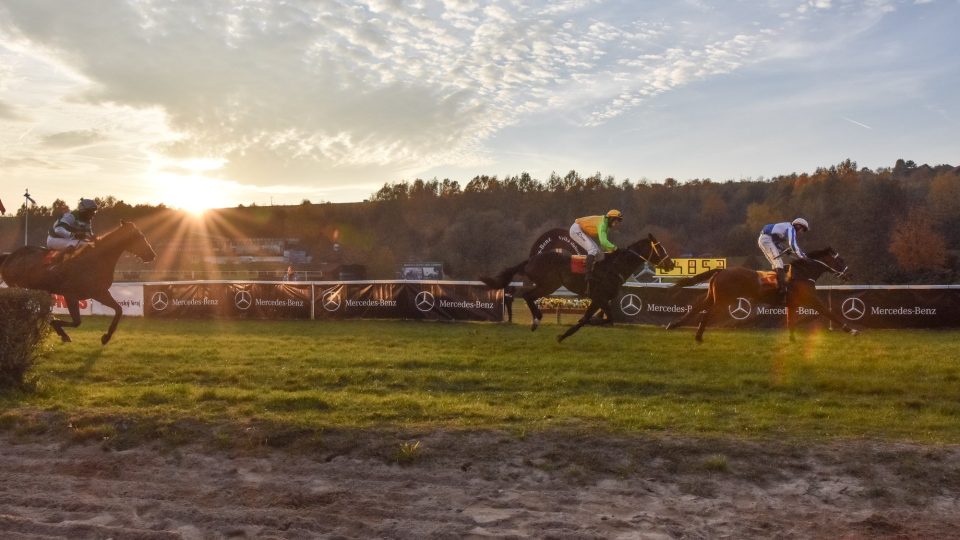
[1,0,958,213]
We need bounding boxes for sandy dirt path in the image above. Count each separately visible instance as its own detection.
[2,431,959,539]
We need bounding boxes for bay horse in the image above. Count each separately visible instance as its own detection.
[480,233,676,340]
[0,220,156,345]
[665,247,859,342]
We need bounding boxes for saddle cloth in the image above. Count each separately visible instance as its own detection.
[41,246,85,268]
[570,255,587,274]
[42,249,61,266]
[758,267,791,291]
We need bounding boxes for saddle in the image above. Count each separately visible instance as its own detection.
[758,266,792,291]
[570,255,588,274]
[42,244,91,269]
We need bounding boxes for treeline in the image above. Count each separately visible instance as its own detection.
[2,159,958,283]
[367,159,960,284]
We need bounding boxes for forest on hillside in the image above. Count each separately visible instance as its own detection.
[2,159,958,284]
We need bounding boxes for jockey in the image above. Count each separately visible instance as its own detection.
[758,217,809,300]
[569,209,623,291]
[46,198,98,252]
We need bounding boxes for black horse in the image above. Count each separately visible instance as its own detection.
[0,221,156,345]
[481,233,675,340]
[665,247,858,342]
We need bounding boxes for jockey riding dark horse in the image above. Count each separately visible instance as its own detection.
[481,233,675,340]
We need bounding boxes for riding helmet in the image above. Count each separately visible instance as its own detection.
[77,198,98,212]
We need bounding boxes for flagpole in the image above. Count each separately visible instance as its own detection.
[22,189,36,247]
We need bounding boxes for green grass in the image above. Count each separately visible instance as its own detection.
[3,316,960,445]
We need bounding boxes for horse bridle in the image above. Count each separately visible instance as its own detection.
[807,252,849,279]
[625,238,671,269]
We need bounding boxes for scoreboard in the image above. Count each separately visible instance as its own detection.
[655,258,727,277]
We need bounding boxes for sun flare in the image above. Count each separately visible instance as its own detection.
[150,158,237,216]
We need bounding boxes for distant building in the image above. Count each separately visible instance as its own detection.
[400,262,443,280]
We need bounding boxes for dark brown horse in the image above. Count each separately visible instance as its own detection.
[0,220,156,345]
[481,233,675,340]
[665,247,859,342]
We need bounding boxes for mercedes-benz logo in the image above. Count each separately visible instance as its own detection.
[841,297,866,320]
[234,290,252,310]
[151,291,169,312]
[322,289,342,312]
[619,293,643,317]
[415,291,436,312]
[728,297,752,320]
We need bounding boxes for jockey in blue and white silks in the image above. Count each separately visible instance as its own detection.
[758,217,809,298]
[46,198,98,251]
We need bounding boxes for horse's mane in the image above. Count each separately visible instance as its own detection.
[805,247,835,260]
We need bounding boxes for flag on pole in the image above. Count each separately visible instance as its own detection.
[24,190,36,205]
[0,197,5,214]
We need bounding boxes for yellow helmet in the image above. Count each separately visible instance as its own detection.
[606,209,623,220]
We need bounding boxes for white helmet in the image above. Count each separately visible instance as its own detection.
[791,217,809,231]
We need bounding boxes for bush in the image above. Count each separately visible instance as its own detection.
[0,288,52,388]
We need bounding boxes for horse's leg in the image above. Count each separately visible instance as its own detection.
[92,291,123,345]
[803,291,860,336]
[520,284,546,331]
[787,296,798,343]
[694,288,719,343]
[558,302,601,342]
[596,298,615,325]
[51,297,83,343]
[666,293,708,330]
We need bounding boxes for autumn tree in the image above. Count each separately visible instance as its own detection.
[888,209,947,271]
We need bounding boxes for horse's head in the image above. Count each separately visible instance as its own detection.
[623,233,675,272]
[117,220,156,263]
[645,233,675,272]
[807,247,850,281]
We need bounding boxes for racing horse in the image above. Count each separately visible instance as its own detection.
[0,220,156,345]
[480,233,675,340]
[665,247,858,342]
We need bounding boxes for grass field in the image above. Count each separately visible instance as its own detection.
[2,315,960,447]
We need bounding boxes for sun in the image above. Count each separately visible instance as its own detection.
[150,158,235,216]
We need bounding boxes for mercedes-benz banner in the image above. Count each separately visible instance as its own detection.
[144,283,312,319]
[144,281,502,322]
[612,284,960,329]
[315,282,502,322]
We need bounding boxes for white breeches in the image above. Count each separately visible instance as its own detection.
[757,234,784,270]
[569,223,601,256]
[46,236,90,251]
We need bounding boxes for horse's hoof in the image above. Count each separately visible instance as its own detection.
[101,334,111,345]
[531,319,540,332]
[695,335,703,343]
[61,335,71,343]
[849,328,860,336]
[556,335,565,343]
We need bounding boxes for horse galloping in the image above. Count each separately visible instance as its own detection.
[480,233,675,340]
[665,247,858,342]
[0,220,156,345]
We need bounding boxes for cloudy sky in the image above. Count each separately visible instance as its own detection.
[1,0,957,212]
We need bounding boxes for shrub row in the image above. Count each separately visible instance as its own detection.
[0,288,51,388]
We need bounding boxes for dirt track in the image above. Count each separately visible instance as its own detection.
[2,431,959,539]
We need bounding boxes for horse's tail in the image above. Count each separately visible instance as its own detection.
[479,260,527,289]
[671,268,723,288]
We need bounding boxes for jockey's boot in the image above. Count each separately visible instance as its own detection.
[584,254,597,296]
[775,267,787,304]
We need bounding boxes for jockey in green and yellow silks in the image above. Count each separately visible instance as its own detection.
[569,209,623,293]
